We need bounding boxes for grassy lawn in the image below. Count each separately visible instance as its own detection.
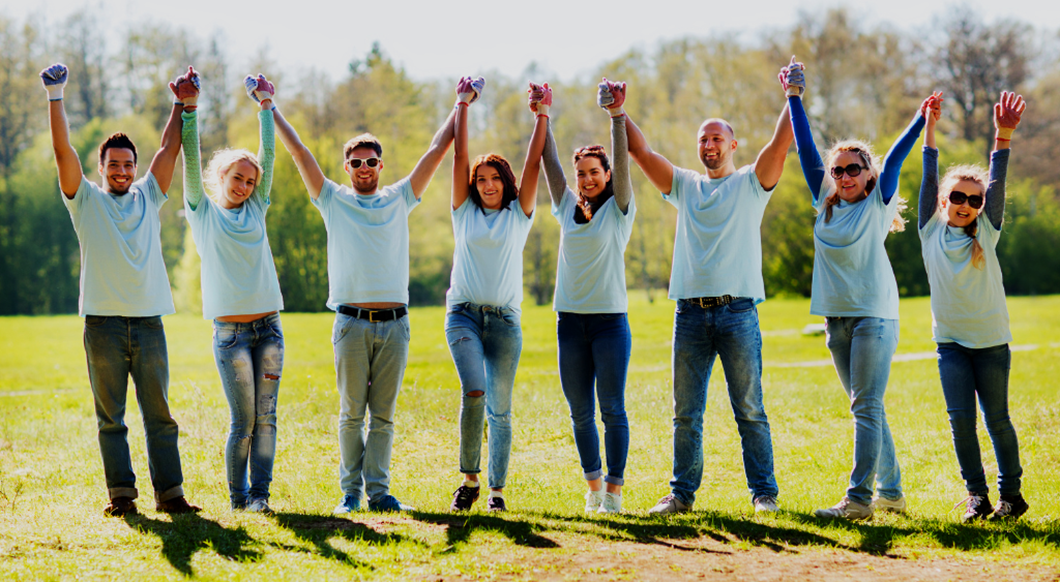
[0,295,1058,580]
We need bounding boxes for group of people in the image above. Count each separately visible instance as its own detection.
[40,53,1028,523]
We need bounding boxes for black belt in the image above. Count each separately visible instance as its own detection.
[337,305,407,322]
[685,295,735,308]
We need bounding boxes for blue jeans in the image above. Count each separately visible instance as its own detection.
[333,312,410,502]
[445,303,522,489]
[937,342,1022,496]
[557,312,631,485]
[671,298,777,506]
[213,314,284,507]
[83,315,184,502]
[825,317,902,505]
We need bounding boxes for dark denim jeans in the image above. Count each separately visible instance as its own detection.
[213,313,284,507]
[445,303,522,489]
[670,298,777,506]
[557,312,631,485]
[83,315,184,502]
[937,342,1022,496]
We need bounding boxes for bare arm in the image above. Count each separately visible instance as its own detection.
[147,103,185,193]
[273,107,326,199]
[49,100,83,198]
[518,114,548,217]
[452,103,470,210]
[754,101,793,191]
[625,115,674,195]
[409,108,457,200]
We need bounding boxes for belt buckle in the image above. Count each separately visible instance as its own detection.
[368,310,378,323]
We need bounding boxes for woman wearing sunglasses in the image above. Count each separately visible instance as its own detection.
[536,79,635,514]
[180,72,284,513]
[783,59,932,520]
[919,91,1029,522]
[445,77,547,512]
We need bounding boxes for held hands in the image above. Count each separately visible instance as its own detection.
[456,76,486,105]
[597,77,627,118]
[40,63,69,101]
[994,91,1026,141]
[169,66,200,108]
[922,91,943,128]
[528,82,553,117]
[244,74,276,108]
[779,56,805,97]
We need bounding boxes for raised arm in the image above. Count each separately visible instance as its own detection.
[624,102,674,194]
[755,101,793,191]
[409,86,463,199]
[531,83,567,208]
[245,74,277,203]
[179,74,205,210]
[878,95,931,204]
[986,91,1025,229]
[272,101,325,199]
[918,93,943,229]
[518,98,549,217]
[41,64,83,198]
[598,79,633,212]
[148,66,196,193]
[451,76,482,211]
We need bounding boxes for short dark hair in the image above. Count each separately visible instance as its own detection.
[344,133,383,159]
[99,133,138,164]
[468,154,519,213]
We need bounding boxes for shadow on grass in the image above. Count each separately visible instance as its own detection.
[124,512,260,576]
[269,512,427,568]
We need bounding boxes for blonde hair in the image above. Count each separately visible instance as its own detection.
[204,149,262,205]
[940,163,989,270]
[822,140,907,233]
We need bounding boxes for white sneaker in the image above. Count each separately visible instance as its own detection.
[753,495,778,513]
[872,495,907,514]
[584,490,604,513]
[648,494,691,514]
[597,492,622,514]
[814,497,873,520]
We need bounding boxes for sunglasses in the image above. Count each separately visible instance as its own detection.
[948,190,984,209]
[830,163,866,179]
[347,157,380,169]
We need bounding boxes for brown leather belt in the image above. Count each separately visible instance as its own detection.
[684,295,735,308]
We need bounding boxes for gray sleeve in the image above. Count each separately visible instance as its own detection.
[541,120,567,208]
[985,148,1010,231]
[918,146,939,230]
[611,115,632,213]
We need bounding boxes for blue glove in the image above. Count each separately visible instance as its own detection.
[40,63,68,101]
[784,56,805,97]
[244,74,275,104]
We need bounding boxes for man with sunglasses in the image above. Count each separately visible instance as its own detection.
[272,83,459,513]
[622,61,797,515]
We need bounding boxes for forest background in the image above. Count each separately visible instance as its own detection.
[2,5,1059,315]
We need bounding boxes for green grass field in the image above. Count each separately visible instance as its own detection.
[1,295,1058,580]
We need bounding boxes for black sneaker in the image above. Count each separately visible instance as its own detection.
[487,495,506,512]
[989,494,1029,521]
[450,485,480,511]
[958,492,992,522]
[104,496,137,517]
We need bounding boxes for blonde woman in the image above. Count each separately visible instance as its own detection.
[180,71,283,512]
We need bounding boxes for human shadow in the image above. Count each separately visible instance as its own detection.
[412,511,561,552]
[270,512,426,568]
[124,512,261,576]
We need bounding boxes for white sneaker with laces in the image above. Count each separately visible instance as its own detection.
[814,497,873,520]
[872,495,907,514]
[597,492,622,514]
[648,494,691,514]
[584,489,604,513]
[753,495,778,513]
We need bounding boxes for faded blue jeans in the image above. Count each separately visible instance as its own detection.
[445,303,522,489]
[333,312,410,503]
[671,298,778,506]
[213,313,284,508]
[83,315,184,503]
[825,316,902,506]
[557,312,631,486]
[937,342,1022,496]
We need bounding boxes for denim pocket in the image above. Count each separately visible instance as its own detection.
[85,315,107,327]
[398,316,412,341]
[499,310,521,327]
[332,314,351,345]
[726,298,755,313]
[598,313,625,321]
[143,316,164,330]
[214,327,240,350]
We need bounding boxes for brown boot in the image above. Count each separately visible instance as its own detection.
[103,496,138,517]
[156,496,201,514]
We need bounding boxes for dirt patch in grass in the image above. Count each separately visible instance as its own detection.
[435,533,1060,581]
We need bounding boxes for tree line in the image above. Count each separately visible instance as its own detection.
[1,6,1058,315]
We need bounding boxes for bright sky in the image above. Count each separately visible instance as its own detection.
[11,0,1058,82]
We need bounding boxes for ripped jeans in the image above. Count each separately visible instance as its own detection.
[445,303,522,489]
[213,313,284,507]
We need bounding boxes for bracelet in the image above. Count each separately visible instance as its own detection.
[456,102,469,108]
[996,137,1011,142]
[536,113,549,119]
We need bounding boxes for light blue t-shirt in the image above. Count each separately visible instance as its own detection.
[920,211,1011,348]
[185,194,284,319]
[63,174,175,317]
[810,184,901,319]
[447,201,534,312]
[552,188,636,313]
[312,177,418,309]
[664,165,771,302]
